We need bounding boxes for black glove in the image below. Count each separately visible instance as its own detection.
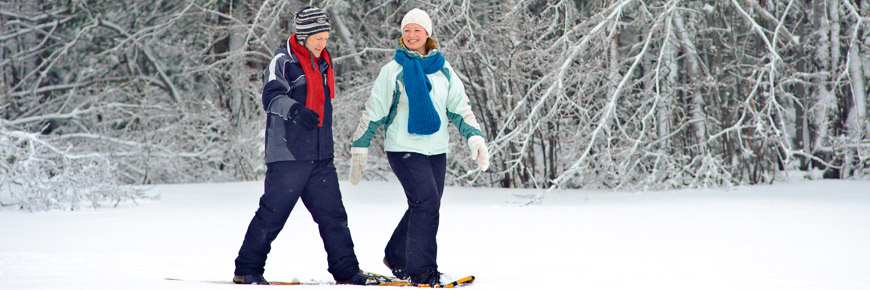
[290,104,321,131]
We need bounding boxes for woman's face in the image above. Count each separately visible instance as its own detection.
[402,23,429,55]
[305,31,330,58]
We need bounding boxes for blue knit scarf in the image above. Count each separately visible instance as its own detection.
[394,45,445,135]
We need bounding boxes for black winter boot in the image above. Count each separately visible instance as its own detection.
[382,257,409,280]
[337,271,388,285]
[409,270,441,287]
[233,274,269,285]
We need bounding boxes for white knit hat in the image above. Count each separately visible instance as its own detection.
[400,8,433,37]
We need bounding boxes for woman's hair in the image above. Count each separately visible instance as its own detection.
[424,38,438,54]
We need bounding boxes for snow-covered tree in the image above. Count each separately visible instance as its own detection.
[2,0,868,211]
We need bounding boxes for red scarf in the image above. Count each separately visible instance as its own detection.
[289,34,335,127]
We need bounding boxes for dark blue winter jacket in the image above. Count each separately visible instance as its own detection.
[262,39,334,163]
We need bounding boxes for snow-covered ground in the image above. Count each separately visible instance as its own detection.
[2,179,869,290]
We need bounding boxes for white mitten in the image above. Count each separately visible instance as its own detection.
[467,135,490,171]
[349,147,368,185]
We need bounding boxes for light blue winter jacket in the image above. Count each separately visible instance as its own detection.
[351,45,484,156]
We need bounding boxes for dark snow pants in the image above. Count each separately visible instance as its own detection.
[384,152,447,276]
[234,159,359,282]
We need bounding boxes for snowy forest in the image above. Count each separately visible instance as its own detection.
[1,0,869,210]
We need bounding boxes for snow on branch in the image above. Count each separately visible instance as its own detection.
[548,0,679,191]
[3,0,867,196]
[0,128,149,211]
[97,20,183,106]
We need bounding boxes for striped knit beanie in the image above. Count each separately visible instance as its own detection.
[294,6,330,44]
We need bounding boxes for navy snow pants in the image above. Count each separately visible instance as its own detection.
[384,152,447,276]
[234,159,359,282]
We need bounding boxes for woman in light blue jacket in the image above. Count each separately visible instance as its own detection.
[348,8,489,287]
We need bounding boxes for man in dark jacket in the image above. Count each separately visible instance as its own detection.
[232,6,380,286]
